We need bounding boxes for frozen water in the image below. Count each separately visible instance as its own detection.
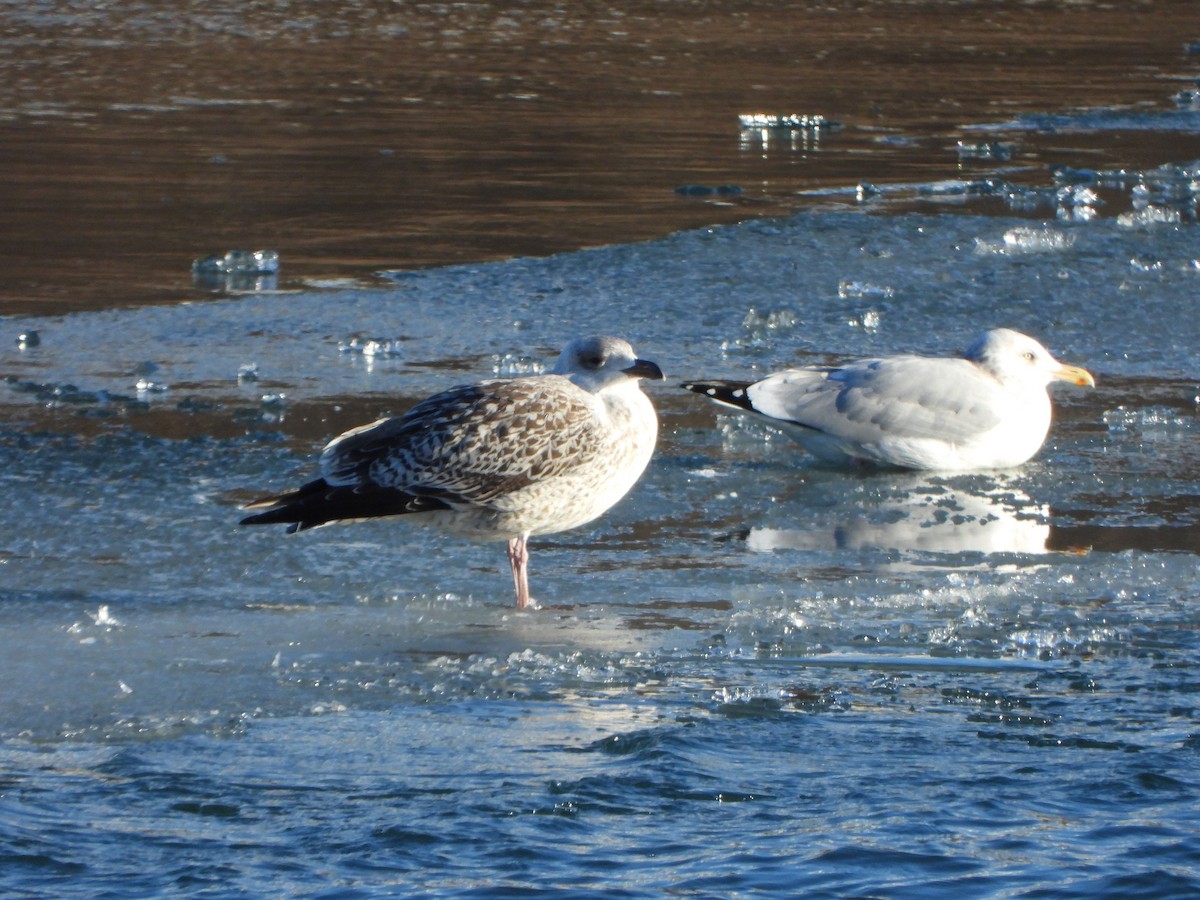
[2,196,1197,671]
[2,184,1200,898]
[7,202,1199,399]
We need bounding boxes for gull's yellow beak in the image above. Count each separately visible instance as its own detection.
[1054,364,1096,388]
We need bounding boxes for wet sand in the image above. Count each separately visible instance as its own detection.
[0,0,1197,316]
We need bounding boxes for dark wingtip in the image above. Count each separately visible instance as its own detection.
[239,507,302,529]
[680,380,733,396]
[238,480,454,533]
[679,380,757,412]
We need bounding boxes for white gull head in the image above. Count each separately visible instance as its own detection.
[964,328,1096,391]
[551,334,665,392]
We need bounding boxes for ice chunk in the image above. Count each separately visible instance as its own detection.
[956,141,1015,161]
[1128,256,1164,274]
[917,178,1012,200]
[918,179,972,197]
[1173,87,1200,110]
[1049,165,1099,185]
[1116,206,1181,228]
[192,249,280,275]
[861,309,882,331]
[738,114,841,154]
[135,378,167,395]
[1004,226,1074,251]
[1004,185,1057,213]
[1057,204,1099,223]
[856,182,882,202]
[737,113,840,130]
[492,352,545,376]
[1053,184,1102,222]
[1055,185,1101,208]
[976,226,1075,255]
[1103,404,1194,435]
[742,307,797,332]
[338,336,405,357]
[192,249,280,292]
[838,280,894,300]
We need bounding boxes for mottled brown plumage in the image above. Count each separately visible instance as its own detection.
[242,335,663,608]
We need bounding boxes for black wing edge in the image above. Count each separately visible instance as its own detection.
[239,478,452,534]
[679,380,757,413]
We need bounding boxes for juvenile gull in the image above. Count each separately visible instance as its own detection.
[241,335,663,609]
[682,328,1094,471]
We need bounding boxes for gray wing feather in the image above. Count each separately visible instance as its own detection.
[319,377,603,507]
[748,356,1006,443]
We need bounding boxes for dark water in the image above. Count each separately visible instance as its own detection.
[3,1,1200,897]
[1,0,1198,315]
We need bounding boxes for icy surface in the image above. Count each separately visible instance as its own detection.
[4,209,1199,407]
[2,202,1199,895]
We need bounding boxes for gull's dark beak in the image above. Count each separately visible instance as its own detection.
[623,358,665,381]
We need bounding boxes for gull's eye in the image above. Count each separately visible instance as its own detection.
[1022,351,1036,362]
[584,354,605,369]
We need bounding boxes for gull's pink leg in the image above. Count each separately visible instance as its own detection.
[507,535,531,609]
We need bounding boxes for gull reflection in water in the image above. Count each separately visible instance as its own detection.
[744,477,1052,560]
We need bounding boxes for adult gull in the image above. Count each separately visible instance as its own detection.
[682,328,1094,470]
[241,335,663,609]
